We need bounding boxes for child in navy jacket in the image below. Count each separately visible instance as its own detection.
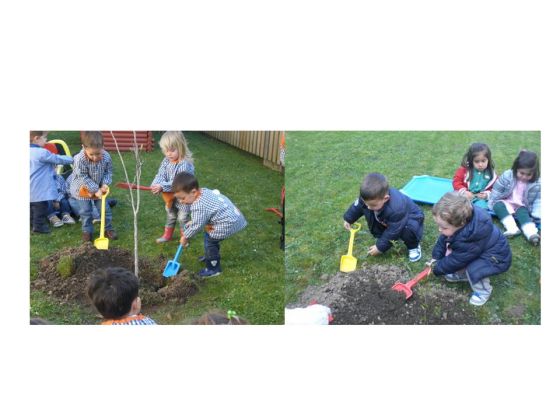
[343,173,424,262]
[431,192,512,306]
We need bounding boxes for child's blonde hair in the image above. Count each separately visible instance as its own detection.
[432,192,473,228]
[159,131,193,163]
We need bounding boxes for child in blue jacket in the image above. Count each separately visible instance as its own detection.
[343,173,424,262]
[431,192,512,306]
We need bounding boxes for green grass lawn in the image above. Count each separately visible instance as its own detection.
[285,131,541,324]
[30,131,285,324]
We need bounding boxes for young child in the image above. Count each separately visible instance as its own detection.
[343,172,424,262]
[30,131,74,234]
[192,310,249,325]
[488,150,541,245]
[151,131,195,243]
[431,192,512,306]
[67,131,116,242]
[46,173,76,227]
[87,267,157,325]
[172,172,248,277]
[452,142,498,209]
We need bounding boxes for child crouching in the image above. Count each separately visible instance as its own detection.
[172,172,248,277]
[431,192,512,306]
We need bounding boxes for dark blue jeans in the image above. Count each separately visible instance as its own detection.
[30,201,49,231]
[69,197,113,234]
[204,232,222,261]
[46,198,72,218]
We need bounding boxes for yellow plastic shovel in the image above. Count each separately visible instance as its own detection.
[94,187,110,250]
[340,223,361,272]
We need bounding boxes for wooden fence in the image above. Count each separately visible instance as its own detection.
[203,131,284,171]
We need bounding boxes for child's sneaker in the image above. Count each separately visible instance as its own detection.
[469,291,490,306]
[445,272,468,282]
[198,255,206,263]
[408,245,422,262]
[198,267,222,277]
[48,215,64,228]
[61,213,76,224]
[528,233,540,246]
[105,230,118,240]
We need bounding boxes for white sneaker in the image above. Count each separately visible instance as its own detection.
[445,272,468,282]
[61,214,76,224]
[48,215,64,228]
[503,228,521,237]
[408,245,422,262]
[469,292,490,306]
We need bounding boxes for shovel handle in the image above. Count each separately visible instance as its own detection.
[346,223,361,256]
[172,244,183,263]
[98,187,110,238]
[405,267,431,288]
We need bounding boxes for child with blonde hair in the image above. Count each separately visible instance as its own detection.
[452,142,498,209]
[151,131,195,243]
[431,192,512,306]
[489,150,541,245]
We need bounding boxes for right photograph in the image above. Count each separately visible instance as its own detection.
[285,132,541,325]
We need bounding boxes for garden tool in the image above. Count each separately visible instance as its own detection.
[163,244,183,277]
[115,182,152,191]
[340,223,361,272]
[391,266,431,300]
[94,187,110,250]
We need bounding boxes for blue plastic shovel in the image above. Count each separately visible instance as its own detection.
[163,244,183,277]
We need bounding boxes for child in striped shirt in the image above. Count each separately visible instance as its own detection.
[173,172,248,277]
[151,131,195,243]
[88,267,157,325]
[68,131,116,242]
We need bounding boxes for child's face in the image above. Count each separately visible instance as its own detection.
[165,147,180,162]
[84,147,103,162]
[516,168,534,183]
[32,133,48,147]
[434,215,462,237]
[472,153,489,171]
[364,195,390,211]
[174,188,199,205]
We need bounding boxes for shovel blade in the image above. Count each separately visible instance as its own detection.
[392,282,413,299]
[340,255,357,272]
[94,238,109,250]
[163,261,181,277]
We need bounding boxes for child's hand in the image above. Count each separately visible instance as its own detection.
[179,235,188,247]
[100,184,109,193]
[368,245,381,256]
[94,190,103,199]
[343,221,352,231]
[465,191,474,200]
[475,192,487,199]
[151,184,163,194]
[426,258,437,267]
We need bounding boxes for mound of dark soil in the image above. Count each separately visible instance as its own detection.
[295,264,477,324]
[32,243,199,309]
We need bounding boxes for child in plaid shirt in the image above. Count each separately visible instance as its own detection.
[151,131,195,243]
[173,172,248,277]
[88,267,157,325]
[67,131,116,242]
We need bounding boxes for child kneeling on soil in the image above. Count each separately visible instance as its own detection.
[343,172,424,262]
[87,267,157,325]
[431,192,512,306]
[172,172,248,278]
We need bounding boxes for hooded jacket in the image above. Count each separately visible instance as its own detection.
[344,187,424,253]
[432,205,512,284]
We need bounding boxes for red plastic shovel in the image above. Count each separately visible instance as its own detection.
[391,267,431,300]
[115,182,152,191]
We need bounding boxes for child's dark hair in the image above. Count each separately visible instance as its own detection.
[432,192,473,228]
[172,172,199,193]
[193,311,249,325]
[512,150,539,182]
[461,142,494,178]
[81,131,104,149]
[360,173,389,200]
[87,267,139,319]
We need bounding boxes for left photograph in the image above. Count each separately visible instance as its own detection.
[30,131,285,325]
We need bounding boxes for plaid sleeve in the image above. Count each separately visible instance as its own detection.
[151,159,168,187]
[74,153,99,193]
[182,199,212,238]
